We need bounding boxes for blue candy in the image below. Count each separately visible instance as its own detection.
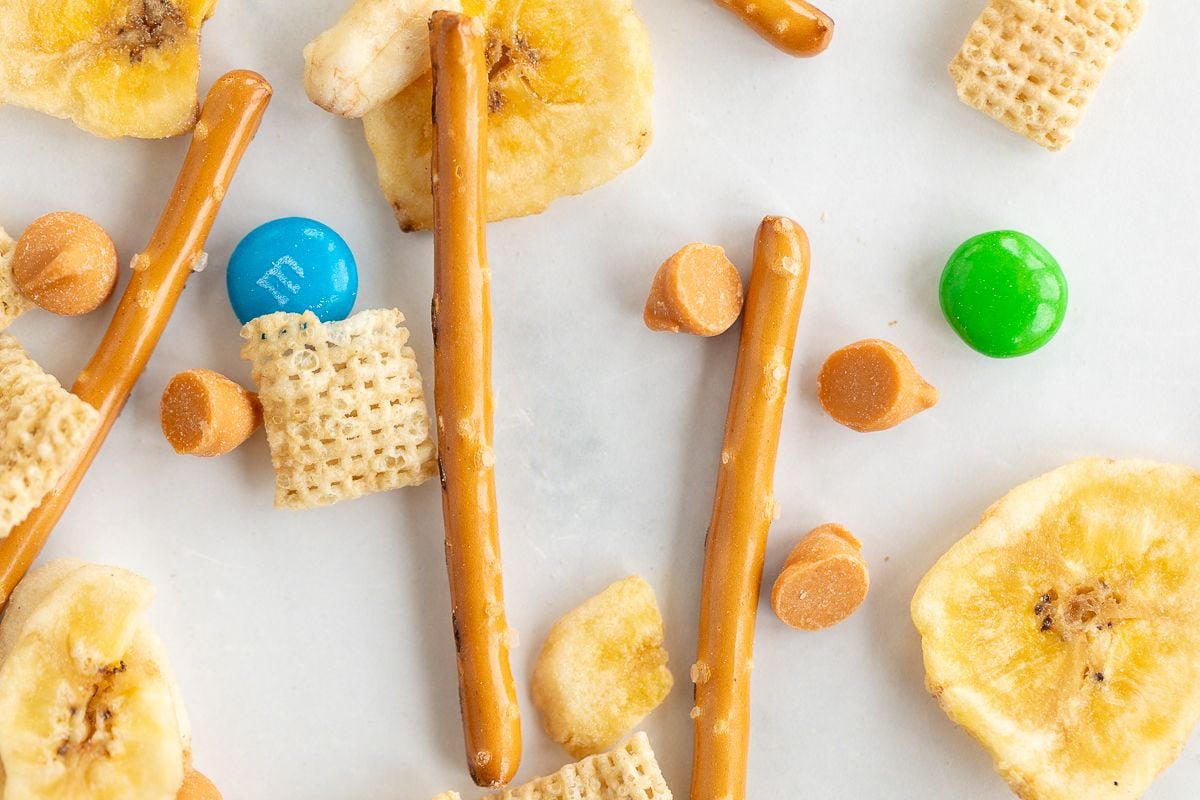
[226,217,358,325]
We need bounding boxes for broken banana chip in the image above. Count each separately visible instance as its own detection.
[0,0,218,138]
[532,576,673,758]
[363,0,654,231]
[912,458,1200,800]
[304,0,463,119]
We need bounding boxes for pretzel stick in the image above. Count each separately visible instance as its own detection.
[690,216,811,800]
[0,71,272,606]
[430,12,521,788]
[716,0,834,57]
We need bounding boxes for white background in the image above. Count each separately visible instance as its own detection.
[2,0,1198,797]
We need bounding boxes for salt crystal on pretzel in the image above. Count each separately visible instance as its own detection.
[0,335,99,536]
[0,228,32,331]
[240,309,436,509]
[950,0,1145,150]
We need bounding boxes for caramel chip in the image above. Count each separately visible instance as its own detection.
[817,339,937,432]
[12,212,117,317]
[161,369,262,458]
[177,770,223,800]
[771,523,869,631]
[643,243,744,336]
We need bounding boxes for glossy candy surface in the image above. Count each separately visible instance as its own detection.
[226,217,357,325]
[939,230,1067,358]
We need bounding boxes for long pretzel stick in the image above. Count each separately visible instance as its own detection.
[691,216,811,800]
[430,12,521,788]
[0,71,272,606]
[716,0,834,57]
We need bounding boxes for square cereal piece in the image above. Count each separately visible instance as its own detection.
[0,335,99,536]
[485,733,672,800]
[0,227,32,331]
[241,309,436,510]
[949,0,1145,150]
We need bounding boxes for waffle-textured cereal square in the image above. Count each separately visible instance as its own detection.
[950,0,1145,150]
[0,227,32,331]
[0,335,99,536]
[484,733,672,800]
[240,309,436,509]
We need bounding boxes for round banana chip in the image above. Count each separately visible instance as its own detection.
[363,0,654,231]
[912,458,1200,800]
[0,563,188,800]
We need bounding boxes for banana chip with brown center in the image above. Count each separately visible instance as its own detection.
[912,458,1200,800]
[363,0,654,231]
[0,0,218,138]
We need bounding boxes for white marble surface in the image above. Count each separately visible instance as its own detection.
[2,0,1198,797]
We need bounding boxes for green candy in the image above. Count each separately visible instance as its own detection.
[939,230,1068,358]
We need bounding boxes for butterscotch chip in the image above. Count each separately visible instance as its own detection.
[161,369,262,457]
[643,243,744,336]
[0,227,32,331]
[817,339,937,432]
[12,212,118,316]
[0,335,100,537]
[178,770,223,800]
[949,0,1146,150]
[240,309,436,509]
[484,732,672,800]
[771,523,869,630]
